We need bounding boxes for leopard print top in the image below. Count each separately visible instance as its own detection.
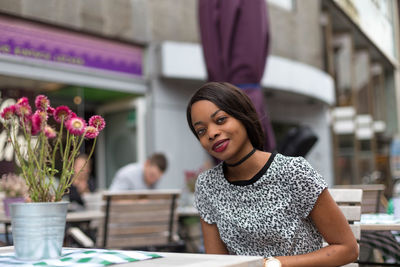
[194,153,327,257]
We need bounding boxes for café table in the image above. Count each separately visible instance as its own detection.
[358,213,400,231]
[0,210,104,245]
[177,206,199,217]
[356,213,400,266]
[177,206,202,253]
[0,246,263,267]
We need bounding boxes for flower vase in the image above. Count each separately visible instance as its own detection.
[10,201,68,260]
[2,197,25,217]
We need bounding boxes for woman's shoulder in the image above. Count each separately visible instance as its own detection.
[196,163,223,184]
[272,153,308,167]
[267,153,313,179]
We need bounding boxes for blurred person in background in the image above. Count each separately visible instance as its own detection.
[69,154,96,210]
[109,153,168,191]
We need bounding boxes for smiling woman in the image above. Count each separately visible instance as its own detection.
[186,82,359,267]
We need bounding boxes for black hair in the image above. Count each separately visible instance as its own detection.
[186,82,264,151]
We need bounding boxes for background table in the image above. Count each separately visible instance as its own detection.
[358,213,400,231]
[357,214,400,266]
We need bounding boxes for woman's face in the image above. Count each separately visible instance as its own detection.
[190,100,252,163]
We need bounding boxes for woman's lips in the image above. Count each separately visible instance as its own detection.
[212,139,229,152]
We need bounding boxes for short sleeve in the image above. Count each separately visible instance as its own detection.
[289,157,328,218]
[194,172,217,224]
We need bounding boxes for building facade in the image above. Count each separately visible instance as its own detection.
[0,0,398,194]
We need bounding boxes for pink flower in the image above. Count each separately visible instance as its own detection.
[44,126,56,139]
[35,95,50,111]
[84,126,99,139]
[88,115,105,131]
[31,111,47,135]
[16,97,29,106]
[70,112,77,119]
[53,106,71,123]
[47,106,55,115]
[1,105,16,120]
[66,117,86,136]
[15,103,32,117]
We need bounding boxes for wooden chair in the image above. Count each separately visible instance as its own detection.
[334,184,386,213]
[328,188,363,267]
[97,189,184,251]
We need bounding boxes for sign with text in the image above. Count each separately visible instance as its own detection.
[0,15,143,77]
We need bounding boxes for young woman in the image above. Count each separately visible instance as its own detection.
[186,82,358,267]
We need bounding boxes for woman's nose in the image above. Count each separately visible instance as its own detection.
[208,125,220,141]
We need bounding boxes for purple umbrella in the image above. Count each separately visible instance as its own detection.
[198,0,276,152]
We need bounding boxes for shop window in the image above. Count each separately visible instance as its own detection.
[104,109,137,188]
[336,154,356,185]
[353,50,371,114]
[333,33,354,106]
[371,64,385,121]
[334,134,357,185]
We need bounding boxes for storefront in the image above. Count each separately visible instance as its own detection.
[0,14,146,189]
[322,0,399,192]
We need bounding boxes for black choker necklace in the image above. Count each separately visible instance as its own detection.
[224,148,257,167]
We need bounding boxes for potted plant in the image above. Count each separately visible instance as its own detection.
[0,173,28,217]
[0,95,105,260]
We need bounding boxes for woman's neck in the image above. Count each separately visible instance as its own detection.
[224,151,270,182]
[224,147,256,167]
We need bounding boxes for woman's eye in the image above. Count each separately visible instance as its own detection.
[216,117,227,124]
[196,128,206,136]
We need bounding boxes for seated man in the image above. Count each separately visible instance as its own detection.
[109,153,168,191]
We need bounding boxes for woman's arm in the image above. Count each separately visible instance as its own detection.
[200,218,230,254]
[276,188,359,267]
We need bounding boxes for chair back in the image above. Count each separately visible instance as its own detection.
[334,184,385,213]
[328,188,362,267]
[97,189,180,249]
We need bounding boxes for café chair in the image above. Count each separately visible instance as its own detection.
[333,184,386,214]
[66,227,95,248]
[328,188,363,267]
[97,189,185,251]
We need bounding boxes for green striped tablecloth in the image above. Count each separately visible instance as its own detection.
[0,248,162,267]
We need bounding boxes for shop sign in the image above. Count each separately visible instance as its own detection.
[0,15,143,77]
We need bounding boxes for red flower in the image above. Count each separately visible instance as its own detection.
[15,103,32,117]
[66,117,86,136]
[35,95,50,111]
[0,105,16,120]
[88,115,105,131]
[53,106,71,123]
[31,111,47,135]
[47,106,55,115]
[16,97,29,106]
[84,126,99,139]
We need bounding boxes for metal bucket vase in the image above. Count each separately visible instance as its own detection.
[10,201,68,260]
